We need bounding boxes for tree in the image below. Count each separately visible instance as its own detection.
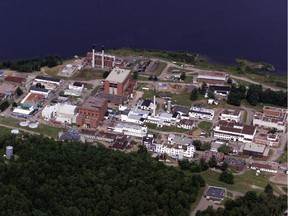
[178,159,191,170]
[103,71,110,79]
[133,71,138,80]
[153,76,158,81]
[217,145,231,155]
[227,92,241,106]
[148,75,153,80]
[246,84,263,106]
[219,170,234,184]
[12,102,18,107]
[16,87,23,96]
[190,88,198,101]
[201,142,211,151]
[264,183,273,195]
[200,82,207,95]
[208,155,217,168]
[207,90,215,99]
[192,140,202,150]
[220,161,228,171]
[180,72,186,80]
[227,77,232,85]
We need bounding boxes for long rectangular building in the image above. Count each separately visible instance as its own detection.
[197,71,229,85]
[213,120,256,143]
[253,106,287,131]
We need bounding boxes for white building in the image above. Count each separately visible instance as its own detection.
[189,106,214,120]
[112,122,147,137]
[121,107,150,124]
[41,103,77,124]
[146,112,178,127]
[35,76,61,85]
[213,120,256,143]
[219,109,241,123]
[154,143,195,158]
[29,87,51,98]
[250,162,277,174]
[177,119,195,130]
[64,82,84,97]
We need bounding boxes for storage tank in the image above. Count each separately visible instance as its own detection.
[6,146,13,159]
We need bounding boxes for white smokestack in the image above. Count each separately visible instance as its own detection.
[167,100,171,113]
[92,45,95,68]
[153,85,156,116]
[102,45,104,69]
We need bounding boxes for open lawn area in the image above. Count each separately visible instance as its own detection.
[0,117,60,138]
[198,121,213,132]
[72,68,106,80]
[155,62,167,77]
[200,169,285,195]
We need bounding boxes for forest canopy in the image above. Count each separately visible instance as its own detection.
[0,55,63,72]
[0,134,204,216]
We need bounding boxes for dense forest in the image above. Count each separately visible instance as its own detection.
[0,55,63,72]
[0,134,205,216]
[196,190,287,216]
[227,83,287,107]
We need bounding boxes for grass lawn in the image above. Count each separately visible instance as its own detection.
[171,88,194,107]
[201,169,285,195]
[279,148,288,163]
[198,121,213,132]
[155,62,167,77]
[0,117,60,138]
[72,68,106,80]
[84,83,94,90]
[91,86,101,96]
[190,187,205,212]
[0,126,13,135]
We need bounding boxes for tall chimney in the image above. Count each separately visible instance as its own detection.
[153,84,156,116]
[92,45,95,68]
[167,100,171,113]
[102,45,104,69]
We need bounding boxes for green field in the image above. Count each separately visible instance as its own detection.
[72,68,107,80]
[201,169,285,195]
[198,121,213,132]
[155,62,167,77]
[0,117,60,138]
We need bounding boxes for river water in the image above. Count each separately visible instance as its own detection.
[0,0,286,75]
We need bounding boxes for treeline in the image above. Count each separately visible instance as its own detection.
[196,190,287,216]
[0,55,63,72]
[0,134,205,216]
[227,83,287,107]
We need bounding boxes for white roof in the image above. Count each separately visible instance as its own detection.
[105,68,131,83]
[13,108,33,115]
[244,143,266,153]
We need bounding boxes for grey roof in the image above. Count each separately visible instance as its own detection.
[206,186,226,200]
[173,105,190,115]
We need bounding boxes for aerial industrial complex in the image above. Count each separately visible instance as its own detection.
[0,47,287,211]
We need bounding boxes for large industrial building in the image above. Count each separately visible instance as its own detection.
[76,97,108,128]
[104,68,133,96]
[42,103,77,124]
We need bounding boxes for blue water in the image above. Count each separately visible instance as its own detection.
[0,0,286,75]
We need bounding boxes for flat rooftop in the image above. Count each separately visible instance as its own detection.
[217,120,256,135]
[0,83,17,94]
[243,143,266,153]
[205,186,226,200]
[198,71,228,79]
[21,93,44,105]
[105,68,131,83]
[79,96,107,111]
[222,109,241,116]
